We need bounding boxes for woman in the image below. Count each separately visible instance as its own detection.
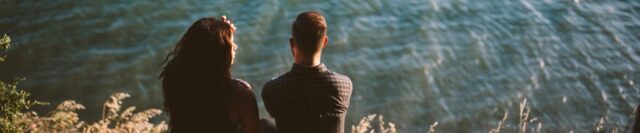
[160,16,258,133]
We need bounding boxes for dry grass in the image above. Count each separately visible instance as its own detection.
[9,92,636,133]
[351,114,397,133]
[350,98,635,133]
[427,121,438,133]
[6,95,636,133]
[486,98,624,133]
[17,92,167,133]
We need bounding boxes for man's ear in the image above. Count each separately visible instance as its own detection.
[322,36,328,48]
[289,38,296,56]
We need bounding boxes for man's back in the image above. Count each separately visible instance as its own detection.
[262,63,353,133]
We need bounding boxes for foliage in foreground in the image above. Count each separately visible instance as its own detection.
[485,99,637,133]
[0,34,167,133]
[0,34,49,133]
[18,93,167,133]
[351,114,397,133]
[1,91,168,133]
[0,78,48,133]
[348,99,637,133]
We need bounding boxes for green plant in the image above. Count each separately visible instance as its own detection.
[0,78,49,133]
[0,34,166,133]
[1,34,12,62]
[0,34,49,133]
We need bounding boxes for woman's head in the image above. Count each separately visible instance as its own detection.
[160,16,238,132]
[170,16,236,69]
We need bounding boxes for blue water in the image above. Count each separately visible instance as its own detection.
[1,0,639,132]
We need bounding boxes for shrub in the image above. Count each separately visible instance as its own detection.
[0,34,49,133]
[0,34,167,133]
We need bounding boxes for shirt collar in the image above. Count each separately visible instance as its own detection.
[291,63,328,73]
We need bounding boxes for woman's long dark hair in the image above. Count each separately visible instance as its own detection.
[160,17,236,132]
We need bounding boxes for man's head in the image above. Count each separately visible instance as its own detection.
[290,11,328,57]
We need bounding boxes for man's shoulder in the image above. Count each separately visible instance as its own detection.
[262,70,352,92]
[325,71,352,84]
[265,72,291,84]
[262,72,294,92]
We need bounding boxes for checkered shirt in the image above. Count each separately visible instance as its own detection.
[262,63,353,133]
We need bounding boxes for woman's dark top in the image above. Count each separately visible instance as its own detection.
[168,79,252,133]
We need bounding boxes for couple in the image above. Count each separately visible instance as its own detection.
[159,11,353,133]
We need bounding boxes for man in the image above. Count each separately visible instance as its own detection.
[262,11,353,133]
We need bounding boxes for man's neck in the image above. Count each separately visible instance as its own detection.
[294,55,321,67]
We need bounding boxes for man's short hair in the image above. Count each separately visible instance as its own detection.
[292,11,327,54]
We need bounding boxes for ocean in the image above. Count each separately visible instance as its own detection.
[1,0,639,132]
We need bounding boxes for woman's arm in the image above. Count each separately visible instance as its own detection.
[238,84,259,133]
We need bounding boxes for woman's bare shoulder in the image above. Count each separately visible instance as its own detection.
[231,79,254,98]
[232,79,252,90]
